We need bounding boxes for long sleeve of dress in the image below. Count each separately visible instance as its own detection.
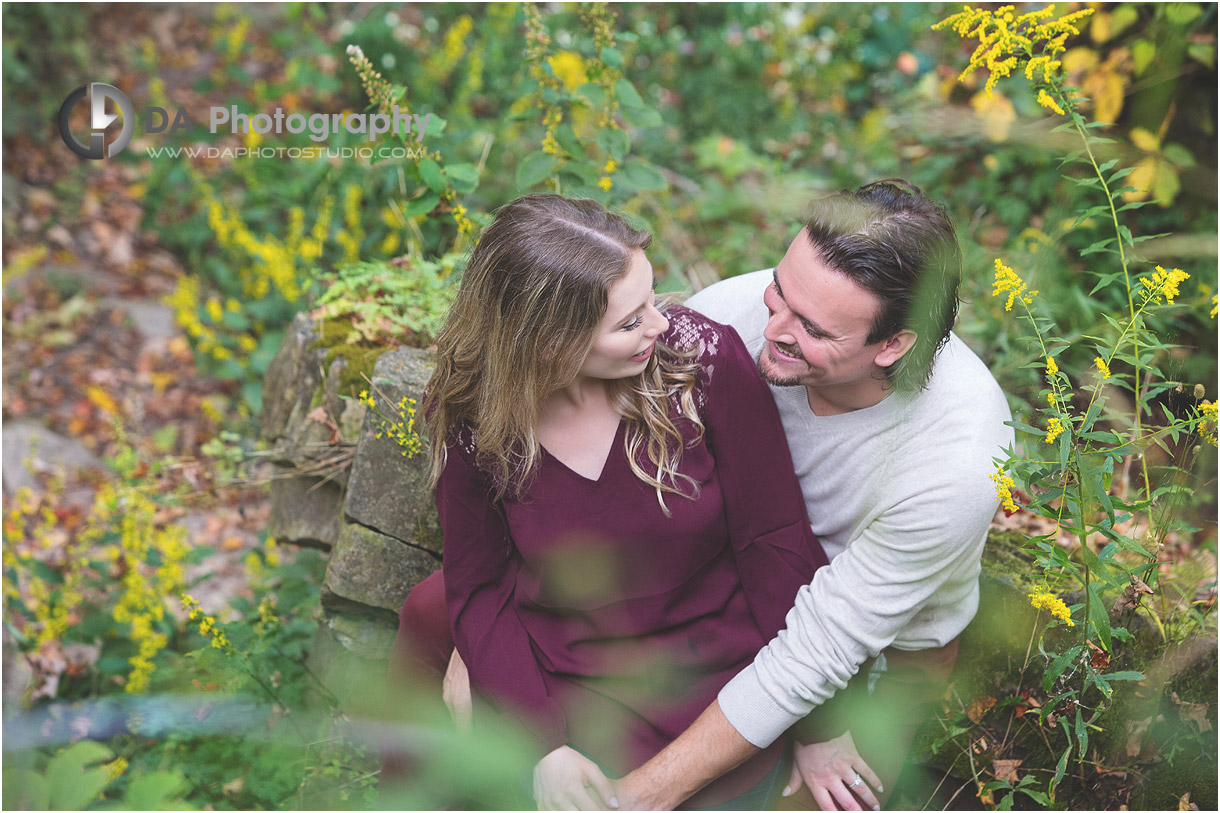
[437,439,567,755]
[699,322,828,637]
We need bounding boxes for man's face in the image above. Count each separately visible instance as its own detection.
[758,229,892,391]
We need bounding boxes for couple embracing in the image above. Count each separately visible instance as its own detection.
[385,181,1013,810]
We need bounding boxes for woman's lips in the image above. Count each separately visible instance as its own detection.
[631,341,656,362]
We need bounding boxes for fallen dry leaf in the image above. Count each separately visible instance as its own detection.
[993,758,1023,783]
[967,695,998,723]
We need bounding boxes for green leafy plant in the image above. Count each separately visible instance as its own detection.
[934,4,1216,807]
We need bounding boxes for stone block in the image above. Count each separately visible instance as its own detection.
[321,522,440,618]
[267,476,344,550]
[343,348,441,553]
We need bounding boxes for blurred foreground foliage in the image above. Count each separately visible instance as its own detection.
[2,2,1215,810]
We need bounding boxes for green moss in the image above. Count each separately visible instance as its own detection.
[309,315,388,399]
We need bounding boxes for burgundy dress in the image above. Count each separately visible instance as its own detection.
[436,308,827,806]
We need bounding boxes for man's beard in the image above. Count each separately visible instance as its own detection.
[756,347,805,388]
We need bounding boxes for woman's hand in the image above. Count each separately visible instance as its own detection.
[533,745,619,810]
[783,730,883,811]
[442,649,472,734]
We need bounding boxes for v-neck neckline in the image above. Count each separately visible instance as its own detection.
[540,418,627,483]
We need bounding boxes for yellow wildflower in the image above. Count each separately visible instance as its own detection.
[603,159,617,174]
[1045,417,1064,444]
[991,259,1035,311]
[932,5,1093,97]
[1046,356,1059,378]
[598,176,613,192]
[1198,401,1217,446]
[1036,88,1065,115]
[1094,356,1111,379]
[103,757,128,783]
[1028,590,1075,626]
[989,467,1018,514]
[1210,295,1217,318]
[1047,392,1055,406]
[1140,265,1190,305]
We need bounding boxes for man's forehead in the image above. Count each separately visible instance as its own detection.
[776,232,882,328]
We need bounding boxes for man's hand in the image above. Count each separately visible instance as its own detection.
[533,745,619,810]
[783,730,883,811]
[441,649,472,734]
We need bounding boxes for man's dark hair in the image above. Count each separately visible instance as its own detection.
[804,178,961,392]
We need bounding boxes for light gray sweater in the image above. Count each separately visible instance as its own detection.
[688,269,1014,748]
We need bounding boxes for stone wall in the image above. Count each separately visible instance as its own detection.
[261,313,441,706]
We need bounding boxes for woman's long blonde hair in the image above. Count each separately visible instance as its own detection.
[423,195,702,511]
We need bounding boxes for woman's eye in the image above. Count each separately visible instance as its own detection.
[621,317,643,331]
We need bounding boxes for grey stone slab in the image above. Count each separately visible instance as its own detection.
[343,348,441,553]
[267,475,344,550]
[2,420,105,497]
[321,522,439,617]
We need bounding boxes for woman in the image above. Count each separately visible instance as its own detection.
[397,194,826,809]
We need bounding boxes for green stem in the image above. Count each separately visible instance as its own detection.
[1058,82,1154,530]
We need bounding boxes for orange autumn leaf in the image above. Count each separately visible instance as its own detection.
[967,695,998,723]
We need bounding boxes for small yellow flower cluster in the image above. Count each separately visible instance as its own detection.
[525,3,564,180]
[1198,400,1217,447]
[256,594,279,633]
[992,259,1036,311]
[1140,265,1190,306]
[1045,416,1065,444]
[599,159,617,192]
[1028,589,1075,626]
[108,484,187,694]
[1211,294,1217,319]
[932,4,1092,97]
[363,390,424,458]
[451,204,475,236]
[104,757,129,783]
[181,594,233,652]
[989,467,1018,514]
[1094,356,1111,379]
[580,2,625,131]
[425,15,474,84]
[1046,356,1059,378]
[1036,88,1065,116]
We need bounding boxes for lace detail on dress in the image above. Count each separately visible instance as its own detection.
[660,305,729,414]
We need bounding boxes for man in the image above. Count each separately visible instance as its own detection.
[431,179,1013,810]
[594,178,1014,810]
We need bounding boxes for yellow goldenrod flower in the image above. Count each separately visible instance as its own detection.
[1028,589,1075,626]
[1036,88,1065,115]
[989,467,1018,514]
[1198,401,1218,446]
[932,5,1092,99]
[103,757,128,783]
[1046,356,1059,378]
[1045,417,1064,444]
[1140,265,1190,305]
[598,176,613,192]
[1094,356,1111,379]
[1047,392,1056,405]
[1211,294,1217,319]
[992,258,1036,311]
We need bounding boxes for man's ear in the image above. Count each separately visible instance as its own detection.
[873,330,917,369]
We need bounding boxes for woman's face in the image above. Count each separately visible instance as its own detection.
[578,249,670,382]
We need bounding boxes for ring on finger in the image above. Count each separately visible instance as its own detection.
[850,773,863,788]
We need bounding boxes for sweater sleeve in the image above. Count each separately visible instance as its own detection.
[717,464,996,748]
[701,321,829,638]
[437,439,566,756]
